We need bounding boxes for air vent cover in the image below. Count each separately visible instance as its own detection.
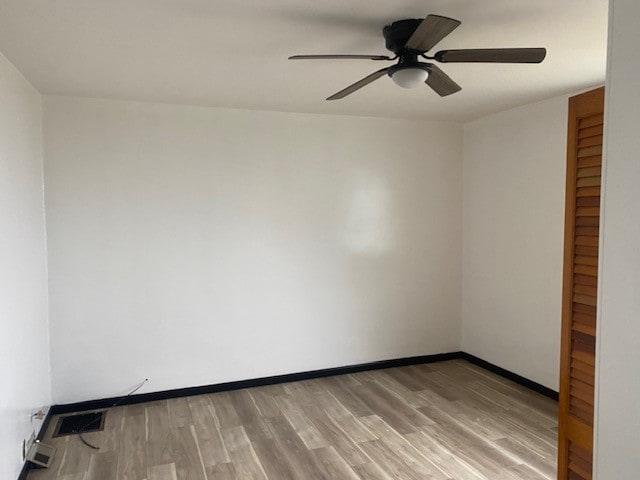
[53,411,106,437]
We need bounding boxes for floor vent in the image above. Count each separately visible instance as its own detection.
[53,411,106,437]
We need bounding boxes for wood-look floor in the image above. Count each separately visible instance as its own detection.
[29,360,557,480]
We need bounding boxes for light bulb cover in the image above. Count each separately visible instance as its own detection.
[388,64,430,89]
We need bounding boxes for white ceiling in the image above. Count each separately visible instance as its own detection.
[0,0,608,121]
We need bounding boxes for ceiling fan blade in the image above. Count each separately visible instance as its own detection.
[405,15,461,52]
[426,64,461,97]
[434,48,547,63]
[326,68,389,100]
[289,54,392,61]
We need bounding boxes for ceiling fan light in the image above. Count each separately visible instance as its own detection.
[391,68,429,89]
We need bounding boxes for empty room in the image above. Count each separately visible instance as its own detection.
[1,0,638,479]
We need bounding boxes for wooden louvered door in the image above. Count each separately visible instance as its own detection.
[558,87,604,480]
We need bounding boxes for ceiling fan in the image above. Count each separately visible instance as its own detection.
[289,15,546,100]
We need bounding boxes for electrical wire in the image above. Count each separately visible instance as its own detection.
[75,378,149,450]
[78,432,100,450]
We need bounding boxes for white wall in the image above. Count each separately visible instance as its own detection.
[462,95,571,390]
[0,52,50,479]
[43,96,463,404]
[594,0,640,477]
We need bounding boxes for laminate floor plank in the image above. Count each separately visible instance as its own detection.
[353,381,425,435]
[220,426,267,480]
[318,376,375,418]
[173,425,209,480]
[29,360,557,480]
[208,393,242,430]
[310,446,362,480]
[146,401,173,468]
[357,439,429,480]
[116,414,147,480]
[57,432,92,477]
[226,390,263,426]
[352,462,393,480]
[263,416,324,480]
[85,451,117,480]
[282,379,327,406]
[404,430,487,480]
[494,437,556,478]
[272,395,329,450]
[501,464,550,480]
[359,415,448,480]
[187,395,230,468]
[384,366,433,392]
[168,397,193,428]
[205,462,238,480]
[246,388,282,419]
[373,371,432,408]
[147,462,178,480]
[124,403,145,417]
[301,403,371,466]
[312,389,378,443]
[57,475,86,480]
[250,437,297,480]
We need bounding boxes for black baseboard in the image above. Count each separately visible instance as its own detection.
[47,350,558,418]
[461,352,559,401]
[50,351,464,415]
[17,459,29,480]
[17,408,54,480]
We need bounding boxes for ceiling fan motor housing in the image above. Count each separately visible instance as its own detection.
[382,19,423,54]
